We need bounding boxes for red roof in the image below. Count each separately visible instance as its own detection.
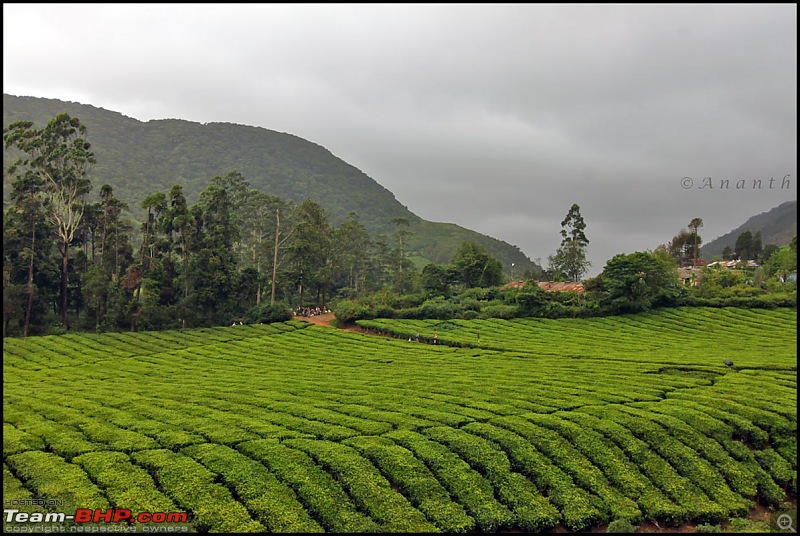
[501,281,584,293]
[536,281,585,293]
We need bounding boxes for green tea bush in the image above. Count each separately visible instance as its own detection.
[418,297,460,319]
[396,306,424,319]
[331,300,373,324]
[695,522,722,532]
[607,518,637,532]
[479,304,518,319]
[244,303,292,324]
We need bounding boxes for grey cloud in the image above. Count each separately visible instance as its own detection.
[3,3,795,277]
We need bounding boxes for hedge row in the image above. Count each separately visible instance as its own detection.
[181,443,323,532]
[342,435,475,532]
[236,439,380,532]
[284,438,438,532]
[384,429,516,532]
[130,449,264,532]
[421,425,561,531]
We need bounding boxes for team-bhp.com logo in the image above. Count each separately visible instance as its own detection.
[4,508,190,532]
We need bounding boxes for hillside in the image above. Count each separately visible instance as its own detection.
[3,94,540,274]
[700,200,797,260]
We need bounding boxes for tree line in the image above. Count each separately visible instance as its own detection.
[2,113,449,336]
[6,113,793,337]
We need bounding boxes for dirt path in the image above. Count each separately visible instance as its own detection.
[295,312,337,326]
[294,312,364,333]
[294,312,394,336]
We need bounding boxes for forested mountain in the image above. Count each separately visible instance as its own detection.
[700,200,797,260]
[3,94,539,273]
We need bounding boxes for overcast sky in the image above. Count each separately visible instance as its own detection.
[3,4,797,276]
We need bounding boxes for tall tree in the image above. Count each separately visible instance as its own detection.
[4,113,96,328]
[551,203,590,282]
[734,231,754,261]
[390,217,412,293]
[751,230,762,262]
[722,245,734,261]
[666,229,695,267]
[269,199,297,306]
[191,183,239,324]
[140,192,168,270]
[287,199,333,307]
[210,170,252,263]
[4,167,50,336]
[164,185,190,301]
[335,212,371,292]
[688,218,703,266]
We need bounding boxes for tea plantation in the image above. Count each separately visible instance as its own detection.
[3,307,796,532]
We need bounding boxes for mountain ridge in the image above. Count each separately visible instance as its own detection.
[700,200,797,260]
[3,93,540,273]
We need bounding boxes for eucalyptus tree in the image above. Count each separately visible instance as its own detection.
[335,212,371,292]
[210,170,252,263]
[551,203,590,282]
[140,192,168,270]
[267,196,298,306]
[667,229,694,267]
[287,199,333,307]
[391,217,413,293]
[163,184,191,304]
[186,183,239,324]
[4,113,96,328]
[688,217,703,266]
[2,171,56,336]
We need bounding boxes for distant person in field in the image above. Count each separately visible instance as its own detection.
[433,332,438,345]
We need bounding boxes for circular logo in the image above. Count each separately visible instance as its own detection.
[777,513,795,532]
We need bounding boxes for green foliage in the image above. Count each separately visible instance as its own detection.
[549,203,591,282]
[514,282,548,314]
[2,310,796,532]
[598,251,679,313]
[478,303,518,319]
[331,299,374,324]
[419,296,461,319]
[695,522,723,532]
[451,241,504,288]
[243,302,292,324]
[421,262,457,297]
[607,518,638,532]
[766,243,798,279]
[727,517,770,532]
